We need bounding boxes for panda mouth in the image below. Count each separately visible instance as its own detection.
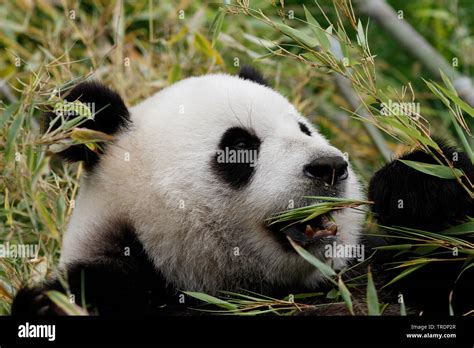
[268,214,338,247]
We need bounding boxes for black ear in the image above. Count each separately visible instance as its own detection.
[369,140,474,231]
[238,66,268,86]
[45,81,130,169]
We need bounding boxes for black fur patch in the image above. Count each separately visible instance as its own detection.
[368,141,474,314]
[369,142,474,231]
[44,81,130,170]
[299,122,312,136]
[11,222,189,316]
[211,127,261,189]
[238,66,268,86]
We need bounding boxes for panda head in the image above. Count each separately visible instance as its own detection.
[58,67,364,293]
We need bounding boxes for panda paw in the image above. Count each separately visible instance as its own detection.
[11,286,66,316]
[368,142,474,231]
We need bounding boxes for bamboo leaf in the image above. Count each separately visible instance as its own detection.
[274,22,319,48]
[400,297,407,316]
[168,26,188,45]
[283,292,324,301]
[338,277,354,315]
[35,195,59,239]
[183,291,237,310]
[424,79,450,107]
[366,269,380,316]
[455,262,474,283]
[70,128,114,144]
[0,102,19,129]
[442,221,474,236]
[168,63,182,84]
[398,159,464,179]
[194,32,224,66]
[439,70,457,95]
[288,237,336,279]
[413,245,440,255]
[383,263,426,288]
[356,19,366,47]
[46,291,87,315]
[303,5,330,51]
[433,80,474,118]
[209,7,225,47]
[375,244,413,251]
[5,112,25,162]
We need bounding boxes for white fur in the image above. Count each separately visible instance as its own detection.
[60,74,365,293]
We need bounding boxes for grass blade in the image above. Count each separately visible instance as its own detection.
[366,269,380,316]
[288,237,336,280]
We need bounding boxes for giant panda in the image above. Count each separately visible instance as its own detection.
[11,66,474,316]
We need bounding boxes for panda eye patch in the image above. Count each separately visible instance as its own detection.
[211,127,261,190]
[220,127,261,151]
[299,122,312,136]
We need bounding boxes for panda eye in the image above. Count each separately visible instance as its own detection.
[217,127,261,152]
[233,139,250,150]
[299,122,312,136]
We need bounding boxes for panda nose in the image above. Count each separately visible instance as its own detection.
[303,156,348,185]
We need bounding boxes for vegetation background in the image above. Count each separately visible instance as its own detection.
[0,0,473,315]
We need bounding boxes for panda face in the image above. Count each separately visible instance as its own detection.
[61,73,365,293]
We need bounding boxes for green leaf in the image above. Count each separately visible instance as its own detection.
[439,70,457,95]
[366,270,380,316]
[288,238,336,279]
[338,277,354,315]
[442,221,474,235]
[383,263,426,288]
[168,63,182,84]
[413,245,440,255]
[303,5,330,51]
[400,297,407,316]
[274,22,319,48]
[183,291,237,310]
[356,19,366,48]
[434,80,474,118]
[46,291,87,315]
[456,262,474,283]
[0,102,19,129]
[283,292,324,301]
[326,288,338,299]
[5,112,25,162]
[209,7,225,47]
[424,79,450,107]
[375,244,413,251]
[425,78,474,163]
[380,116,438,148]
[70,128,114,148]
[398,159,464,179]
[194,32,224,66]
[301,52,324,64]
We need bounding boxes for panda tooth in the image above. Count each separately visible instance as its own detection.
[327,223,338,235]
[305,225,315,238]
[314,229,330,238]
[321,216,338,235]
